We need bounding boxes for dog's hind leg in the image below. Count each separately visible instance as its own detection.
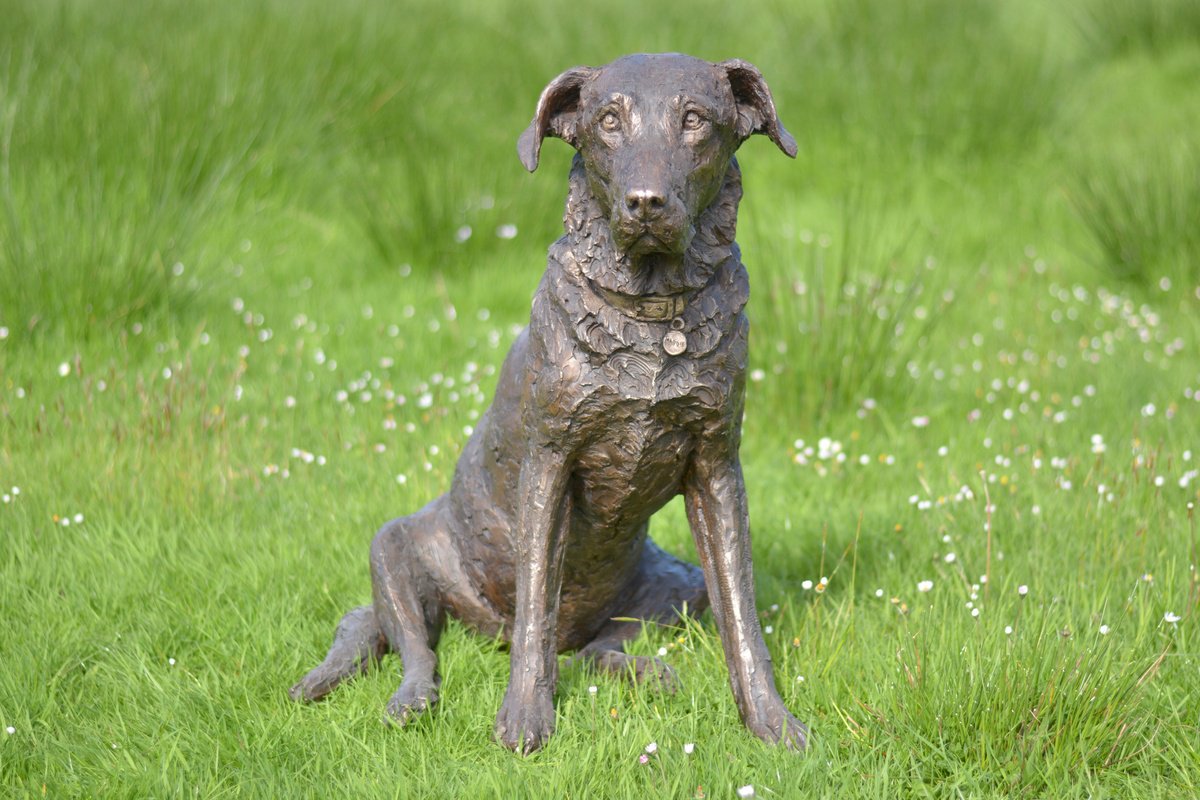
[370,505,448,725]
[289,605,388,702]
[571,538,708,692]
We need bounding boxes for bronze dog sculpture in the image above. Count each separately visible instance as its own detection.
[291,52,806,753]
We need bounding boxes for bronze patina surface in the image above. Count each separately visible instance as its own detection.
[291,53,805,753]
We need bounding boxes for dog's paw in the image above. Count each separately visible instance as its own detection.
[575,648,680,693]
[288,675,321,703]
[746,702,809,752]
[494,689,555,754]
[288,664,344,703]
[383,678,440,727]
[631,655,680,693]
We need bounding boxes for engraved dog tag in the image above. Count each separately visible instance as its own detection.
[662,318,687,355]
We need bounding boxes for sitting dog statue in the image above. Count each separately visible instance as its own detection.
[291,52,806,754]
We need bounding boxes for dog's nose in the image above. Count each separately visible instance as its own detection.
[624,188,667,218]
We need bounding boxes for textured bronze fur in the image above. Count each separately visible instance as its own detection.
[290,53,806,753]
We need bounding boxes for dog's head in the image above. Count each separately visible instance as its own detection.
[518,54,795,259]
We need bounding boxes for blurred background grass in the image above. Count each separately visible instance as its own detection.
[3,0,1197,344]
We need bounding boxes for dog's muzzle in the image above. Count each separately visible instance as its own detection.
[611,189,690,255]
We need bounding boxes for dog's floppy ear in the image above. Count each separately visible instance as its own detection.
[718,59,797,158]
[518,66,597,172]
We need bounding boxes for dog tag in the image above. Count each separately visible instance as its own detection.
[662,318,687,355]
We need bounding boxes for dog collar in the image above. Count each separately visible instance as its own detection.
[589,283,695,322]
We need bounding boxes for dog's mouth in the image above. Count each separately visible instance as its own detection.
[612,220,691,257]
[626,230,672,255]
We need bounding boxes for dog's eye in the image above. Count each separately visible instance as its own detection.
[599,112,621,133]
[682,111,708,132]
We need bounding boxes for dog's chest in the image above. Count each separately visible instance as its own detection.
[537,320,745,427]
[535,278,749,414]
[569,395,705,514]
[600,347,736,408]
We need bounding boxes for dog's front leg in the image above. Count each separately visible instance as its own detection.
[684,441,808,750]
[494,442,571,754]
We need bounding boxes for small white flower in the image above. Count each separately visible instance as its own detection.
[971,608,980,618]
[168,657,176,666]
[1004,625,1013,635]
[645,742,657,754]
[454,225,472,243]
[496,224,518,239]
[1099,624,1110,635]
[737,786,756,799]
[801,580,813,590]
[763,625,773,635]
[58,361,71,377]
[944,553,956,564]
[588,685,598,695]
[73,513,83,524]
[657,646,668,657]
[874,588,884,598]
[917,580,934,593]
[1018,585,1029,597]
[4,726,14,735]
[683,742,695,755]
[1164,612,1181,624]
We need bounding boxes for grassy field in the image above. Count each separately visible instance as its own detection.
[2,0,1200,796]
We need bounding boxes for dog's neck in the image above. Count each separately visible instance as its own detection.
[562,155,742,297]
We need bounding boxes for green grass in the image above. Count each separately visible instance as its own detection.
[2,0,1199,796]
[1071,143,1200,286]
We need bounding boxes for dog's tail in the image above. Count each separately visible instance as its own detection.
[289,605,387,702]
